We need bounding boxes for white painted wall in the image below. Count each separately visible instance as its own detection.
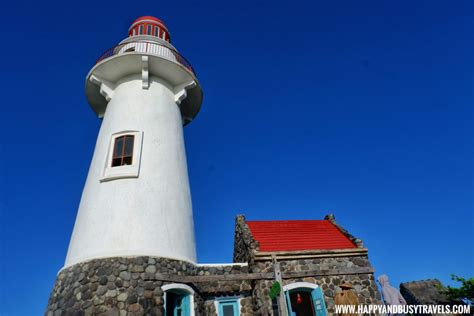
[65,74,196,267]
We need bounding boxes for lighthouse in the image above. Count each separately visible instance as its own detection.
[47,15,383,316]
[65,16,202,267]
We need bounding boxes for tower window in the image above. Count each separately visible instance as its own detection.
[154,26,159,37]
[112,135,134,167]
[147,25,152,35]
[101,131,143,182]
[139,25,144,34]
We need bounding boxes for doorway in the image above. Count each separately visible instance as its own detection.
[288,290,315,316]
[284,283,327,316]
[165,290,190,316]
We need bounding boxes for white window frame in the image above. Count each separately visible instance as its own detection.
[283,282,319,291]
[163,284,195,316]
[100,130,143,182]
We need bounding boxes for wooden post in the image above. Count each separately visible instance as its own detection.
[272,255,288,316]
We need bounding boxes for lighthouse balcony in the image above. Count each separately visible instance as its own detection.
[96,40,195,75]
[86,39,202,123]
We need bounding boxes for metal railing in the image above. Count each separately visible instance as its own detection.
[96,40,195,75]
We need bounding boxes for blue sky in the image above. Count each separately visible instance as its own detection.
[1,0,473,314]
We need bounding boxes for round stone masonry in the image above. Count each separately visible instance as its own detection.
[46,257,196,315]
[46,257,251,315]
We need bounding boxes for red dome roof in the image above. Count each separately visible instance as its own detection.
[133,16,163,23]
[128,16,171,42]
[130,16,168,31]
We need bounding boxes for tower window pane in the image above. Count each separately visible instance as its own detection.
[111,135,134,167]
[124,136,134,156]
[113,137,123,158]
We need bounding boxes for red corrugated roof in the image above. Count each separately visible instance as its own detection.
[246,220,356,252]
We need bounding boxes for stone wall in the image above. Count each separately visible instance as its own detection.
[47,215,382,315]
[233,215,259,264]
[252,256,382,314]
[46,257,251,316]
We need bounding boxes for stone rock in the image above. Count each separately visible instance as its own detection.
[115,279,123,288]
[105,308,120,316]
[105,289,117,297]
[144,290,153,299]
[145,265,157,274]
[99,276,108,285]
[96,285,107,296]
[118,264,128,271]
[127,294,138,304]
[117,292,128,302]
[128,303,141,312]
[119,271,131,281]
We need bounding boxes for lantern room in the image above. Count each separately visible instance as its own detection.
[128,16,171,42]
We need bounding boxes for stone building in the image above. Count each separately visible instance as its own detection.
[46,15,381,316]
[47,214,381,315]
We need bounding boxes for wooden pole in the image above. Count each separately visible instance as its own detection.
[273,255,288,316]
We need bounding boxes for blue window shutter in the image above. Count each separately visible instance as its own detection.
[182,295,190,316]
[285,291,295,316]
[311,288,327,316]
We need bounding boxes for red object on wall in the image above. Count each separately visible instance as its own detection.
[246,220,357,252]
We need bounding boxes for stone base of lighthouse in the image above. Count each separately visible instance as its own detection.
[46,256,253,316]
[47,257,177,315]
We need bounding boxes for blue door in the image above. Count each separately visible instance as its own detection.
[170,293,190,316]
[310,288,327,316]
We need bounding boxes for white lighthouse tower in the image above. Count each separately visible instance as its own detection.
[65,16,202,267]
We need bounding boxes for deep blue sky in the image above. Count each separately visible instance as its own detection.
[1,0,473,314]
